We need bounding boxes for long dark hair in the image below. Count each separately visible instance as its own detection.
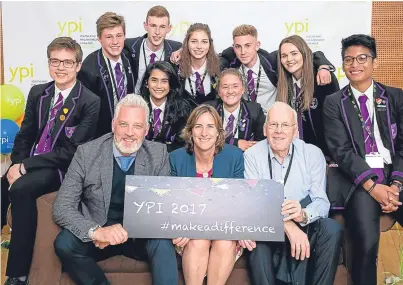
[140,61,191,124]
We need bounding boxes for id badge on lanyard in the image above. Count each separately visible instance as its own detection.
[365,153,384,168]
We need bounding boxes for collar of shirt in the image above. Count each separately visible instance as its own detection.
[223,104,240,122]
[102,52,123,70]
[113,140,137,165]
[268,140,294,164]
[292,77,302,89]
[242,55,261,76]
[55,82,76,104]
[351,80,374,105]
[191,60,207,76]
[151,99,166,115]
[144,39,164,60]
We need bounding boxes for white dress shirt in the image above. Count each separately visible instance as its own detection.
[223,104,240,139]
[54,82,75,106]
[240,56,277,115]
[185,60,211,95]
[135,39,165,93]
[351,81,392,164]
[151,99,166,123]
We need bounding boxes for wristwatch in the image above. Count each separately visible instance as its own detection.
[88,225,101,240]
[390,181,403,192]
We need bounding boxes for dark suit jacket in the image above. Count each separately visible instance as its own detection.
[53,134,170,242]
[206,99,266,147]
[124,34,182,83]
[220,47,334,90]
[323,82,403,206]
[169,144,245,178]
[11,80,100,175]
[295,71,340,158]
[77,48,136,138]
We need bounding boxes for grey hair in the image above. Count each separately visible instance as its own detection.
[114,94,150,125]
[265,102,297,123]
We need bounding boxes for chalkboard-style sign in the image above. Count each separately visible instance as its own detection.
[123,176,284,242]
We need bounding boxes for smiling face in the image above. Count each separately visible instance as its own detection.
[342,45,377,86]
[191,112,219,153]
[233,35,260,68]
[144,16,171,49]
[98,25,125,61]
[280,42,304,79]
[48,48,81,90]
[264,104,297,153]
[218,73,244,110]
[188,30,210,61]
[147,68,170,105]
[112,106,149,155]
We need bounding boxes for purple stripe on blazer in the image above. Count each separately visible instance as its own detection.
[377,83,395,155]
[97,50,114,117]
[354,169,376,185]
[392,171,403,178]
[341,87,358,154]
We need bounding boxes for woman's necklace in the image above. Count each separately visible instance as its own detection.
[196,159,213,178]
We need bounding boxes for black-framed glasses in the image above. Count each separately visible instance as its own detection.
[267,122,295,131]
[343,54,374,66]
[48,58,77,68]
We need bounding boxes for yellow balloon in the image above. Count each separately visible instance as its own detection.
[1,84,26,120]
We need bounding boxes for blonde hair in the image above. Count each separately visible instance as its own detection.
[146,5,170,24]
[114,94,150,126]
[217,68,246,89]
[232,24,258,39]
[181,105,225,154]
[276,35,314,112]
[96,12,126,37]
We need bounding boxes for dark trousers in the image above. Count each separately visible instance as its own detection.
[248,218,341,285]
[54,229,178,285]
[5,168,61,277]
[345,187,403,285]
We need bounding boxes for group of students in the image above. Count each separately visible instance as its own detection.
[1,4,403,285]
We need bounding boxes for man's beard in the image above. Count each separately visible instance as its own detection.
[114,136,143,154]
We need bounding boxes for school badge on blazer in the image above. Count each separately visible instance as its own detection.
[65,126,77,138]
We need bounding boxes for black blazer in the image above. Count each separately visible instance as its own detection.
[11,81,100,176]
[291,71,340,158]
[124,34,182,84]
[206,99,266,147]
[77,48,135,138]
[323,82,403,206]
[220,47,334,92]
[146,101,191,153]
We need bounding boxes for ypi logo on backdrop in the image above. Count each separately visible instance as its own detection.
[9,64,34,83]
[336,67,346,82]
[285,19,309,36]
[168,21,191,38]
[57,17,83,37]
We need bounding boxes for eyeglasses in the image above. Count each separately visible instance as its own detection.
[48,58,77,68]
[267,122,295,130]
[343,54,373,66]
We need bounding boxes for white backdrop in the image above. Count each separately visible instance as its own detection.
[3,1,372,99]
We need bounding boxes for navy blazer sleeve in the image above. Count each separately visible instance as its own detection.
[391,87,403,182]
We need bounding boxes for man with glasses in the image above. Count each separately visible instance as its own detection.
[2,37,100,285]
[323,34,403,285]
[242,102,341,285]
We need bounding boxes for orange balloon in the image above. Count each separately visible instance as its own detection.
[15,113,25,127]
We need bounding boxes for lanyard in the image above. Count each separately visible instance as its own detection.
[242,64,262,100]
[106,58,122,100]
[347,84,377,150]
[219,103,243,138]
[142,40,164,67]
[188,71,207,96]
[268,144,295,185]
